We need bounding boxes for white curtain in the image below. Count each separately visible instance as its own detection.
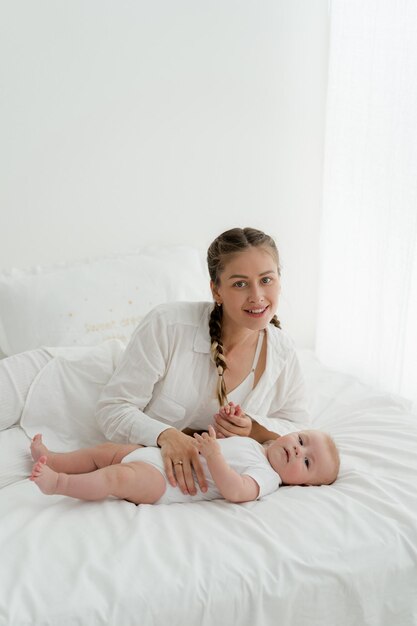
[316,0,417,410]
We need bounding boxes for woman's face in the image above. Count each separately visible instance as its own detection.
[211,246,280,332]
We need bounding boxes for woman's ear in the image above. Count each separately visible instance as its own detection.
[210,280,221,304]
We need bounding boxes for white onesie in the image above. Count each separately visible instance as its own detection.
[122,435,281,505]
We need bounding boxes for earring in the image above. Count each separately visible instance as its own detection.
[216,301,222,307]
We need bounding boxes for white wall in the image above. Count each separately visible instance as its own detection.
[0,0,329,348]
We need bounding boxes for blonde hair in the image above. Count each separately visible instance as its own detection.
[207,227,281,406]
[315,434,340,486]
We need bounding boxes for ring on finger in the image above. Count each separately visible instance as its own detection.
[174,460,183,466]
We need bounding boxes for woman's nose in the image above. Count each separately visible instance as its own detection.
[248,284,265,303]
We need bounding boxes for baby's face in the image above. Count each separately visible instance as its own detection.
[266,430,337,486]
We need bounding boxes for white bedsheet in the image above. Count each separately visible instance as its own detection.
[1,346,417,626]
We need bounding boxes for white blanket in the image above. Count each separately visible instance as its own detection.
[1,345,417,626]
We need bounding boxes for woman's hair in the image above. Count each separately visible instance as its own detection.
[207,227,281,406]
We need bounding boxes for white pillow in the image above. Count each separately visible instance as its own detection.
[0,426,32,489]
[0,246,212,356]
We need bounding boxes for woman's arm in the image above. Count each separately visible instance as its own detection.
[248,420,280,443]
[194,427,260,503]
[95,307,207,495]
[95,310,170,446]
[213,403,280,443]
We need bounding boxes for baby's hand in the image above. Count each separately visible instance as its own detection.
[214,402,248,439]
[194,425,221,459]
[218,402,243,420]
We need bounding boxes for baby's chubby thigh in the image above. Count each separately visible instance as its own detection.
[121,447,167,505]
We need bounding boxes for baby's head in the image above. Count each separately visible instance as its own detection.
[266,429,339,486]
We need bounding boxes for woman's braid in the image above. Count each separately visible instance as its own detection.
[269,314,281,329]
[208,304,228,406]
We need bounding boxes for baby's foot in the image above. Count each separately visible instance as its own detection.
[30,456,59,495]
[30,434,49,462]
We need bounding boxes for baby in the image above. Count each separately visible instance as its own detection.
[29,409,339,505]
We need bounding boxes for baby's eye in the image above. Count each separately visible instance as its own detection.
[233,281,247,288]
[304,458,310,469]
[298,435,304,445]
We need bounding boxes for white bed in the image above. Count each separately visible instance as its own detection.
[1,248,417,626]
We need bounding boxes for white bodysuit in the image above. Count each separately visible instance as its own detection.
[122,436,281,505]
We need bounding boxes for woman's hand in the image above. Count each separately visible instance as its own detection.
[156,428,208,495]
[213,402,252,438]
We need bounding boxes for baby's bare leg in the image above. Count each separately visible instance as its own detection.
[30,456,166,504]
[30,434,142,474]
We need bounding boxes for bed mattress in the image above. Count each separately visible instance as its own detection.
[1,347,416,626]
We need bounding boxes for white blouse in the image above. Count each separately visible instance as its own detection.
[95,301,311,446]
[227,329,265,405]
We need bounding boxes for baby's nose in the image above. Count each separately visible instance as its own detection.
[293,445,300,457]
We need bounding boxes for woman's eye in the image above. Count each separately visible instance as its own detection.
[261,276,272,284]
[304,458,310,469]
[233,281,247,288]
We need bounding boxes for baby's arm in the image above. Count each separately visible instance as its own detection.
[194,426,260,503]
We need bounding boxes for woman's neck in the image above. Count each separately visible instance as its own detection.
[221,325,261,355]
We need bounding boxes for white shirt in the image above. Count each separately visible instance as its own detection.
[95,302,311,446]
[227,329,265,405]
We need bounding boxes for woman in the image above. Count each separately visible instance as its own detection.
[95,227,310,496]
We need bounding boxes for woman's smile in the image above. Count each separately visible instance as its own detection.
[243,305,270,318]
